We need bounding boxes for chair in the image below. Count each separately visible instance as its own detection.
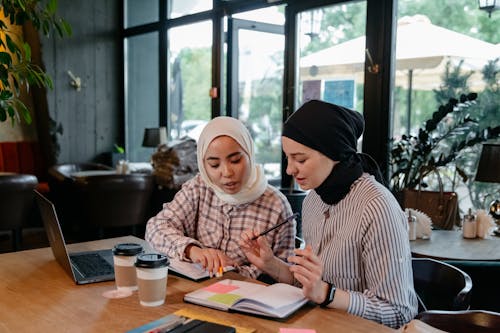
[75,174,154,239]
[47,163,113,232]
[0,174,38,251]
[444,260,500,312]
[416,310,500,333]
[412,257,472,312]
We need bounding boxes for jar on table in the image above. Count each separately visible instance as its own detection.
[408,211,417,241]
[462,208,476,239]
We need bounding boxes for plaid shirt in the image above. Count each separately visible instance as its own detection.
[145,174,295,278]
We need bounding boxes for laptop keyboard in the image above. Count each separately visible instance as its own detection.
[70,253,114,278]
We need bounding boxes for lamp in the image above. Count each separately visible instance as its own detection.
[475,143,500,224]
[142,127,167,148]
[478,0,499,17]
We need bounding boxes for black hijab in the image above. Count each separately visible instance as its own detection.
[282,100,384,205]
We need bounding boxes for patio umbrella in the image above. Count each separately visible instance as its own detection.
[300,15,498,97]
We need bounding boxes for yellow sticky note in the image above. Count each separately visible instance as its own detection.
[207,293,242,306]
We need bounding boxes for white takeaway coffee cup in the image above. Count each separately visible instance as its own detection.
[112,243,143,291]
[135,253,170,307]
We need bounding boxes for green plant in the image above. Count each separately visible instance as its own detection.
[390,93,500,192]
[0,0,71,124]
[113,144,125,154]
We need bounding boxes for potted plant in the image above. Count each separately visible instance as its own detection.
[0,0,71,124]
[390,93,500,196]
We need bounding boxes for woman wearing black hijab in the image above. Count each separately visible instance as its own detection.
[240,100,417,329]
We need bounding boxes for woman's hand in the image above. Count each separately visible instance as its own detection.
[186,245,234,276]
[239,229,275,271]
[288,245,327,303]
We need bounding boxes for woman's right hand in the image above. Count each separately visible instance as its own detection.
[186,245,233,276]
[239,229,275,271]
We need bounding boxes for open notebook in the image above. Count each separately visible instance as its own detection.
[35,190,115,284]
[184,279,308,319]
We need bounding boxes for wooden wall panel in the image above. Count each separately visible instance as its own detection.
[41,0,121,165]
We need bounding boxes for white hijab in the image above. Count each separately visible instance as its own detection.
[197,116,268,205]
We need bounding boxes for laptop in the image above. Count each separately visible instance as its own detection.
[35,190,115,284]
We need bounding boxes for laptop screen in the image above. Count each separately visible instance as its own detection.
[34,190,77,281]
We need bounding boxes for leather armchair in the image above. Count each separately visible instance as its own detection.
[47,163,113,234]
[0,174,38,251]
[75,174,154,239]
[413,257,473,312]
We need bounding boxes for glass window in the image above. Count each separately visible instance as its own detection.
[392,0,499,214]
[125,32,159,162]
[233,7,285,25]
[297,2,367,154]
[168,0,212,19]
[168,21,212,141]
[124,0,159,28]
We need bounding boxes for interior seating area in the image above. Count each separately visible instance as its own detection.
[0,1,498,331]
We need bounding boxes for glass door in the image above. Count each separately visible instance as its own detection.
[227,17,285,181]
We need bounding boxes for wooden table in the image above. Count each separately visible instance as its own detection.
[410,230,500,261]
[0,236,395,333]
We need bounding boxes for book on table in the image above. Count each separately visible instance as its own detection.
[168,258,234,281]
[126,314,236,333]
[183,279,308,319]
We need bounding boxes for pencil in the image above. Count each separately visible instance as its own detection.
[251,212,299,240]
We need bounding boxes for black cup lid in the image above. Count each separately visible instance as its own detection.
[135,253,169,268]
[112,243,143,256]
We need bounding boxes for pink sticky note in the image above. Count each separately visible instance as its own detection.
[203,282,239,294]
[279,329,316,333]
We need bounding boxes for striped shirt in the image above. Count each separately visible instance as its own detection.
[145,174,295,278]
[303,174,418,328]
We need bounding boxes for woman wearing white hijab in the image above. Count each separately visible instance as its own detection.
[146,116,295,278]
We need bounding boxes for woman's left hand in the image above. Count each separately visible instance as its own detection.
[239,228,275,270]
[288,245,327,303]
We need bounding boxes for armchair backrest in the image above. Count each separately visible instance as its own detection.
[0,174,38,229]
[76,174,154,229]
[412,257,472,312]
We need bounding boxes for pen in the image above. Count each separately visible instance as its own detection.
[251,212,299,240]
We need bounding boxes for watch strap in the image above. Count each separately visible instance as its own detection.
[319,282,336,308]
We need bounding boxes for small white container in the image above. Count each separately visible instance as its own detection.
[408,212,417,241]
[462,208,476,239]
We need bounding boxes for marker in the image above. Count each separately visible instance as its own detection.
[251,213,299,240]
[216,266,223,278]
